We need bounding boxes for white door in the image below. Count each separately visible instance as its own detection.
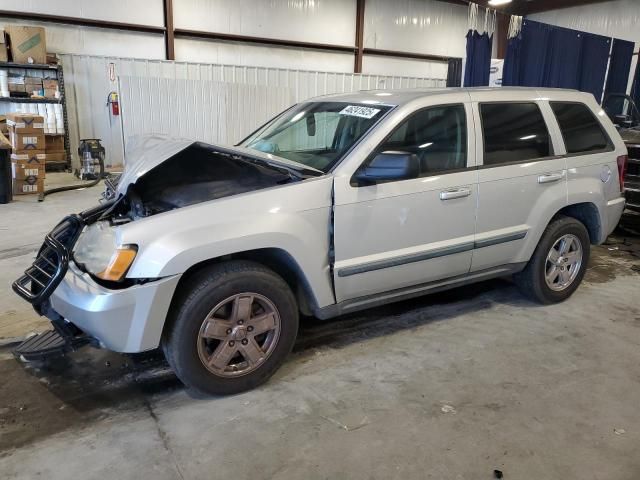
[333,103,478,302]
[470,99,568,272]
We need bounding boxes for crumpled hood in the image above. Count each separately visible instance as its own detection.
[116,135,322,196]
[117,136,194,195]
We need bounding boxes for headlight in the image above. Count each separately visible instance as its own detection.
[73,221,137,281]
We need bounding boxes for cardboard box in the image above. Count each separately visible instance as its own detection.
[0,29,8,62]
[42,79,58,89]
[8,82,26,93]
[6,26,47,64]
[42,152,65,162]
[9,131,45,153]
[45,135,64,152]
[25,77,43,88]
[12,161,45,180]
[11,152,45,166]
[6,113,44,132]
[43,88,58,98]
[13,177,44,195]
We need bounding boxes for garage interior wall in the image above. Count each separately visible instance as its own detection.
[60,55,445,169]
[530,0,640,94]
[0,0,468,168]
[0,0,468,75]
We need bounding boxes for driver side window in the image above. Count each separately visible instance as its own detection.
[375,104,468,177]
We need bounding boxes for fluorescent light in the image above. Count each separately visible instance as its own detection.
[488,0,512,5]
[520,135,536,140]
[418,142,433,149]
[375,92,392,96]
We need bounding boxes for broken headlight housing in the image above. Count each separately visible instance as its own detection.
[73,221,137,282]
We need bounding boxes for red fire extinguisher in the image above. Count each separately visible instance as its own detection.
[107,91,119,116]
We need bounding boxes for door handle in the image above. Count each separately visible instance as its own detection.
[440,187,471,201]
[538,172,564,184]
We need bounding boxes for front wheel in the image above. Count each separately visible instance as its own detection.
[515,215,590,304]
[163,261,299,395]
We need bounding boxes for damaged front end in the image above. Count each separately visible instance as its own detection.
[104,138,319,222]
[12,138,321,359]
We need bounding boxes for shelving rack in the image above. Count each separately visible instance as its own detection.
[0,61,71,171]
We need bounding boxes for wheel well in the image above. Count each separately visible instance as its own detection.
[556,202,601,244]
[171,249,318,316]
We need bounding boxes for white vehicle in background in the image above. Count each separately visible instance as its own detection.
[14,87,626,395]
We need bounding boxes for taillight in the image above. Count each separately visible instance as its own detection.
[617,155,627,192]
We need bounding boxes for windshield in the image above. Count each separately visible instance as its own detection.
[241,102,393,172]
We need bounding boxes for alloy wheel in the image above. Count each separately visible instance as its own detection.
[544,234,583,291]
[197,293,281,377]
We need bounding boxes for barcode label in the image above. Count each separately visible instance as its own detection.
[339,105,381,119]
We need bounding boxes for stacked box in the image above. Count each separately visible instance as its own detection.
[6,26,47,64]
[8,75,25,93]
[44,133,65,163]
[24,76,43,96]
[6,112,46,195]
[42,78,59,99]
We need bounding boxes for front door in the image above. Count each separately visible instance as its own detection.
[332,103,478,302]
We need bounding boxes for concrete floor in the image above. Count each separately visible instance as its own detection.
[1,173,640,479]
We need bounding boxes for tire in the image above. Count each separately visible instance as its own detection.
[162,260,298,396]
[514,215,590,304]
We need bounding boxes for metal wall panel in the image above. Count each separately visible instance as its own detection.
[60,54,446,168]
[0,0,165,26]
[174,0,357,47]
[119,76,294,148]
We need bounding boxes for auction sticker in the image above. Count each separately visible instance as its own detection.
[339,105,381,119]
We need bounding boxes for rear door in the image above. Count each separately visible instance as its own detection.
[471,96,568,272]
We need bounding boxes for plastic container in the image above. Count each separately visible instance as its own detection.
[0,148,12,204]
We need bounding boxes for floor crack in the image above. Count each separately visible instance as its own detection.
[143,398,186,480]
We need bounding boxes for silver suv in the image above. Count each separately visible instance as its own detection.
[14,87,627,395]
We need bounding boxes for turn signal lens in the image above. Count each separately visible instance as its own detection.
[95,246,137,281]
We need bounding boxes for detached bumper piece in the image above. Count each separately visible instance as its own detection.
[13,321,93,361]
[12,214,84,307]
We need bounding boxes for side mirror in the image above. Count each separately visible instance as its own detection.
[354,151,419,185]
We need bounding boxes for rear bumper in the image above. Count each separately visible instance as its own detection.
[49,262,181,353]
[606,197,626,237]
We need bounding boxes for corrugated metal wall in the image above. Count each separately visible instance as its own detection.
[119,77,294,148]
[60,54,446,168]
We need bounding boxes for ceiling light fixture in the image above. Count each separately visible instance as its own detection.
[488,0,512,5]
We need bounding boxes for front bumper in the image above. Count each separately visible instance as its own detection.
[49,262,181,353]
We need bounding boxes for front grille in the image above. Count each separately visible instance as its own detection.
[13,215,84,306]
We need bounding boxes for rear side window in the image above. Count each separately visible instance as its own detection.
[480,103,551,166]
[550,102,612,154]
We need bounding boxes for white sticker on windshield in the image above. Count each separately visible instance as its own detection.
[339,105,381,119]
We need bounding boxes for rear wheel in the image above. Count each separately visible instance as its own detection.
[515,216,590,304]
[163,261,298,395]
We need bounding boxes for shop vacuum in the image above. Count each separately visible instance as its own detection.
[38,138,107,202]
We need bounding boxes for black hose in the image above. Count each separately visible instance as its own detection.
[38,155,105,202]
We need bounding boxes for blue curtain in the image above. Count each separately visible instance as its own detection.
[605,39,635,95]
[464,30,493,87]
[503,20,610,100]
[579,33,611,101]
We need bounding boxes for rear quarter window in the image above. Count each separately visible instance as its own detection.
[550,102,613,154]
